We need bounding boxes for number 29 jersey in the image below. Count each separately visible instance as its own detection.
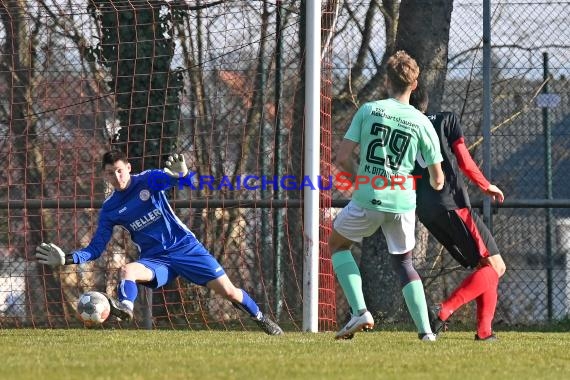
[344,98,442,213]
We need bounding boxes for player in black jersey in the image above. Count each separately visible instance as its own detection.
[410,85,506,341]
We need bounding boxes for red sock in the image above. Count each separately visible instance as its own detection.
[476,279,499,338]
[439,265,499,321]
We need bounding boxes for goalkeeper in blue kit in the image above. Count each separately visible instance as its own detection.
[35,150,283,335]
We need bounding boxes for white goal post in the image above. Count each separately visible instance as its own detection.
[303,0,322,333]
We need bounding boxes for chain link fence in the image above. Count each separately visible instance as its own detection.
[0,1,569,329]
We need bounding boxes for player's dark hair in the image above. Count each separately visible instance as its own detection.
[410,82,429,113]
[102,150,128,169]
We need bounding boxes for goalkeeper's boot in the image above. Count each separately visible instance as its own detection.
[335,311,374,340]
[475,333,498,341]
[104,294,134,322]
[255,314,284,335]
[429,304,449,335]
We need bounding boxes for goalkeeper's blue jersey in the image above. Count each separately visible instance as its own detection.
[72,170,197,264]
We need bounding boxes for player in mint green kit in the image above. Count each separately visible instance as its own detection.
[331,51,445,340]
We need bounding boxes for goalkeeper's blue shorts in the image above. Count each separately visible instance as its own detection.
[137,242,226,288]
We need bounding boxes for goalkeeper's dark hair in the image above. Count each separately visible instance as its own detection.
[102,149,128,169]
[409,82,429,113]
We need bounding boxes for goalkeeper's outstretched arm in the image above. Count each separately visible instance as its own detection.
[35,212,113,266]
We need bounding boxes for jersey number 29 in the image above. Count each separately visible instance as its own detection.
[365,123,412,170]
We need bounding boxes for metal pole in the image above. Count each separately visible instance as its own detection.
[6,198,570,210]
[142,287,153,329]
[482,0,492,228]
[542,52,553,321]
[303,0,320,332]
[273,0,284,321]
[257,0,271,320]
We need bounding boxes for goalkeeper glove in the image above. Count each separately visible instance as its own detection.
[35,242,73,266]
[164,153,189,178]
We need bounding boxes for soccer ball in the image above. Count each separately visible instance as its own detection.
[77,291,111,325]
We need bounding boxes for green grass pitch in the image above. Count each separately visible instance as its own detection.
[0,329,568,380]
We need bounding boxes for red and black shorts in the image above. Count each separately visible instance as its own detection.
[418,207,500,269]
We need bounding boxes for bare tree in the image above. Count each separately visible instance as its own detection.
[0,0,56,323]
[87,0,188,172]
[333,0,399,119]
[395,0,454,113]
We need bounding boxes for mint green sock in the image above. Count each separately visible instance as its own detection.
[402,280,432,334]
[332,250,367,314]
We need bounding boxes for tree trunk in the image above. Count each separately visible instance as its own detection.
[395,0,454,113]
[88,0,184,171]
[361,234,408,322]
